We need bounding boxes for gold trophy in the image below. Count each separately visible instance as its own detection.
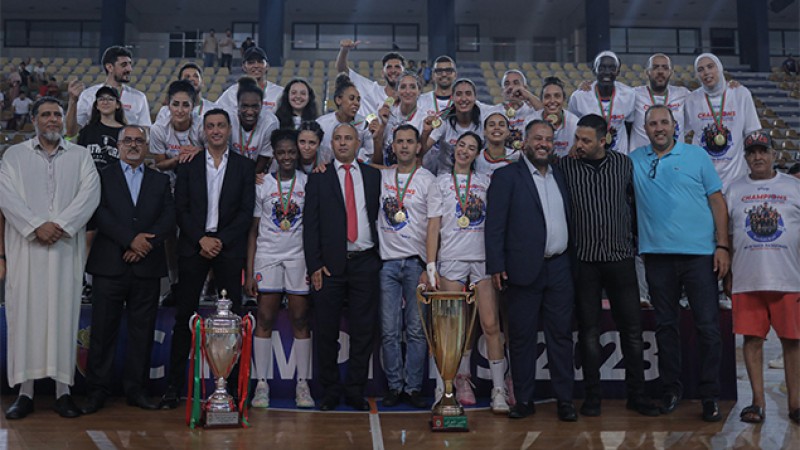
[416,284,478,431]
[202,290,244,427]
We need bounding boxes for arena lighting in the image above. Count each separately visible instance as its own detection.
[770,0,796,13]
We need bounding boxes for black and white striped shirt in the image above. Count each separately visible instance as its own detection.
[557,151,635,262]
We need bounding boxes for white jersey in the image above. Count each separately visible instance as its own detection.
[434,172,490,262]
[378,103,426,166]
[148,119,204,186]
[155,97,217,126]
[228,109,279,161]
[216,81,283,115]
[76,83,151,128]
[474,147,520,177]
[429,118,484,175]
[378,167,439,261]
[417,91,453,119]
[568,81,635,154]
[531,109,580,158]
[630,85,690,151]
[254,171,307,262]
[725,172,800,293]
[348,68,391,117]
[685,86,761,188]
[316,112,375,164]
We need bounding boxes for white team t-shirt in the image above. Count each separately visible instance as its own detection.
[77,83,152,128]
[378,167,439,261]
[254,171,307,262]
[216,81,283,115]
[685,86,761,188]
[378,103,427,166]
[148,119,204,186]
[568,81,635,154]
[433,172,490,262]
[725,172,800,293]
[474,147,520,177]
[155,97,217,126]
[630,85,690,151]
[316,112,375,164]
[429,119,484,175]
[228,109,279,161]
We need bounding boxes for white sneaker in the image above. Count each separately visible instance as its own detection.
[251,380,269,408]
[295,380,314,408]
[490,387,510,413]
[454,374,476,406]
[768,356,785,369]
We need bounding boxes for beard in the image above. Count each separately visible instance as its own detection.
[35,124,64,143]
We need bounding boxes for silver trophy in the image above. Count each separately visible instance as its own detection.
[203,289,243,427]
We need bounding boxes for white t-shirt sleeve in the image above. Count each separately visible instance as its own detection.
[134,92,152,127]
[427,173,443,218]
[253,183,264,218]
[155,106,170,125]
[148,123,168,155]
[259,115,279,158]
[740,87,761,135]
[76,90,94,127]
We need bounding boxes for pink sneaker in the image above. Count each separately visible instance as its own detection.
[504,374,516,406]
[454,374,476,406]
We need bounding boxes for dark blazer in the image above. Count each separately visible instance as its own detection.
[303,161,381,276]
[86,162,175,278]
[174,149,255,259]
[485,159,573,286]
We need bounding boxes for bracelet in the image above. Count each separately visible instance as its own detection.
[716,245,730,252]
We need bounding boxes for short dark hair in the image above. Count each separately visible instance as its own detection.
[433,55,455,68]
[31,96,63,118]
[101,46,133,74]
[789,163,800,175]
[541,76,566,98]
[177,62,202,80]
[525,119,555,137]
[393,124,420,142]
[382,52,405,66]
[457,130,483,151]
[167,79,196,104]
[644,104,675,123]
[203,108,231,125]
[576,114,608,141]
[237,77,264,103]
[270,128,299,149]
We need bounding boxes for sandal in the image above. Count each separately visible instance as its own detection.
[739,405,764,424]
[790,408,799,425]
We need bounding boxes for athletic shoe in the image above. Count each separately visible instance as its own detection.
[454,374,476,406]
[295,380,314,408]
[251,380,269,408]
[490,387,510,414]
[504,374,516,406]
[769,356,784,369]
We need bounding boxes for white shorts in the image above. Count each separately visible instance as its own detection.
[438,260,488,285]
[254,258,309,295]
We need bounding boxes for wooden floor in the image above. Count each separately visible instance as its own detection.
[1,334,798,449]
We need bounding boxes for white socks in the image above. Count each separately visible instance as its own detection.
[253,336,272,381]
[294,338,312,381]
[55,381,70,398]
[489,359,505,389]
[457,350,472,375]
[19,380,34,399]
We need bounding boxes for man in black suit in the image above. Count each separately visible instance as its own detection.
[304,123,382,411]
[485,120,578,422]
[82,125,175,414]
[161,109,255,408]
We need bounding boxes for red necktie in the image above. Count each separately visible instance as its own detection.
[344,164,358,242]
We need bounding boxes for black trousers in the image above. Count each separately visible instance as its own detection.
[167,254,244,390]
[312,249,381,400]
[86,269,160,398]
[574,258,646,399]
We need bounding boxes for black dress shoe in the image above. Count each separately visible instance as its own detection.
[701,399,722,422]
[5,395,34,420]
[627,397,661,417]
[159,386,180,410]
[557,401,578,422]
[53,394,82,418]
[81,392,106,415]
[319,396,339,411]
[405,391,428,409]
[508,401,535,419]
[661,392,680,415]
[127,393,159,410]
[345,396,370,411]
[580,396,601,417]
[382,389,402,407]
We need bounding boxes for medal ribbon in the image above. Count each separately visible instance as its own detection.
[704,91,727,134]
[432,92,453,118]
[239,125,256,154]
[594,86,615,131]
[647,87,669,106]
[276,171,297,218]
[395,165,419,210]
[452,169,472,216]
[402,105,418,122]
[483,148,515,164]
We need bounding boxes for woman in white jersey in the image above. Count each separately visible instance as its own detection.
[475,112,518,177]
[316,74,374,164]
[426,131,510,413]
[229,77,280,174]
[274,78,319,130]
[370,71,426,166]
[245,129,314,409]
[296,120,324,174]
[149,80,203,188]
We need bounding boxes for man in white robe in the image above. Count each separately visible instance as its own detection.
[0,96,100,419]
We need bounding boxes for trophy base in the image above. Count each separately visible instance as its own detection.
[204,410,241,428]
[431,414,469,432]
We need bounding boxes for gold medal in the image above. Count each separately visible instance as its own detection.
[457,215,470,228]
[394,211,406,223]
[431,118,442,129]
[506,107,516,118]
[546,113,560,125]
[606,132,613,144]
[512,140,522,150]
[384,97,395,107]
[280,219,291,231]
[714,133,727,147]
[365,113,377,124]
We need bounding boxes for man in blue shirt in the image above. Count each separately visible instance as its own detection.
[629,105,730,422]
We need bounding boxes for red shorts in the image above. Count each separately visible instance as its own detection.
[732,291,800,339]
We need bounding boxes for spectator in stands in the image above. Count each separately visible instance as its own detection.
[10,91,33,130]
[17,63,30,94]
[73,85,126,171]
[274,78,319,130]
[783,54,798,76]
[6,72,21,104]
[202,29,218,68]
[723,130,800,426]
[418,60,431,86]
[630,105,729,422]
[39,77,60,99]
[216,46,282,114]
[33,61,46,84]
[336,39,405,116]
[316,74,374,164]
[241,37,255,57]
[155,62,217,125]
[218,29,235,71]
[70,46,151,136]
[296,120,324,174]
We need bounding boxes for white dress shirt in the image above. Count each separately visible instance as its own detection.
[523,157,568,257]
[205,149,229,232]
[334,159,373,251]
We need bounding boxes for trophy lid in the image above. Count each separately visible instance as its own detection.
[206,289,241,330]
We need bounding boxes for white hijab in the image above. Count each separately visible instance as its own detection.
[694,53,726,96]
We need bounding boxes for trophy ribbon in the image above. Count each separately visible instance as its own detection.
[187,314,205,429]
[236,313,255,427]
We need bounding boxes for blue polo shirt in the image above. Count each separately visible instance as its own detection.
[630,141,723,255]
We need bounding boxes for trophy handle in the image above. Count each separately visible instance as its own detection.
[463,284,479,353]
[415,284,435,356]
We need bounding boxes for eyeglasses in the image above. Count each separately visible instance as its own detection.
[648,158,660,179]
[434,68,456,74]
[97,96,117,103]
[120,137,146,146]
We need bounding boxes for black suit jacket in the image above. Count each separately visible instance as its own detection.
[485,159,574,286]
[174,149,255,259]
[303,161,381,276]
[86,162,175,278]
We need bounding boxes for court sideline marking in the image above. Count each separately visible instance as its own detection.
[368,398,385,450]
